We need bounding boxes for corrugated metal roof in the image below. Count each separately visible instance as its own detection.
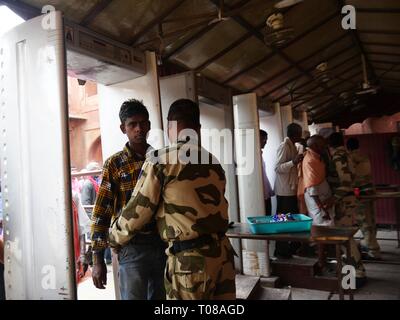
[5,0,400,124]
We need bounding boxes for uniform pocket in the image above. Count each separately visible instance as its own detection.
[172,252,209,294]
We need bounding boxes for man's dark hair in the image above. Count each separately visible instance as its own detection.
[329,132,345,148]
[346,137,359,151]
[167,99,200,128]
[260,129,268,138]
[287,123,302,138]
[119,99,149,124]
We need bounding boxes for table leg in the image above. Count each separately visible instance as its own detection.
[265,240,271,277]
[346,241,354,300]
[317,243,326,270]
[336,244,344,300]
[239,239,244,275]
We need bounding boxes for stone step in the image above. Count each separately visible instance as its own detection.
[251,286,292,300]
[235,275,260,300]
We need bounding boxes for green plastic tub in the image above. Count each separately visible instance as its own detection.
[246,214,312,234]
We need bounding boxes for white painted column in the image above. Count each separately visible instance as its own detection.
[98,51,165,161]
[159,72,196,146]
[233,93,268,276]
[300,111,308,131]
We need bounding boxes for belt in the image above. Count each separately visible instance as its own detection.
[170,233,225,255]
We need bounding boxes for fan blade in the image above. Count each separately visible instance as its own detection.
[274,0,303,9]
[135,20,210,47]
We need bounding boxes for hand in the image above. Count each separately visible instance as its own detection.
[293,154,304,165]
[112,245,121,255]
[92,262,107,289]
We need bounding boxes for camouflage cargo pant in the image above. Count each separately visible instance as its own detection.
[356,200,381,258]
[165,236,236,300]
[334,195,366,278]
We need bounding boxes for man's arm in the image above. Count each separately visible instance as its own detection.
[110,161,162,247]
[90,159,116,264]
[275,143,302,173]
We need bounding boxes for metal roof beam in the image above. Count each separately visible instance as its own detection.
[130,0,186,46]
[80,0,113,26]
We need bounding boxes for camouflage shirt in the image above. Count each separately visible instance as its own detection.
[329,146,356,200]
[348,150,373,190]
[109,140,229,248]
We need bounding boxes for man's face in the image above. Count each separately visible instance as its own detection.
[292,129,303,143]
[167,120,178,143]
[260,136,267,149]
[120,114,150,144]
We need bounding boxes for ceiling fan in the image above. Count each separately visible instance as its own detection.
[264,0,303,47]
[355,54,380,95]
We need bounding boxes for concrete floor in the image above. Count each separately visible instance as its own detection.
[77,264,116,300]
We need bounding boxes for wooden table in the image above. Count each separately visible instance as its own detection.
[360,191,400,248]
[226,224,358,300]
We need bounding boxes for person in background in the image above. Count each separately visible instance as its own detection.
[328,132,367,288]
[90,99,166,300]
[346,137,381,260]
[301,135,334,226]
[72,189,92,282]
[81,162,101,212]
[274,123,304,258]
[260,130,274,215]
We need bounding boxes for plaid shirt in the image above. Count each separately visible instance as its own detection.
[90,142,151,263]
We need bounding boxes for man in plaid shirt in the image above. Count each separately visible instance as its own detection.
[90,99,166,300]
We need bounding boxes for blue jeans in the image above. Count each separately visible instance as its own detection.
[118,241,166,300]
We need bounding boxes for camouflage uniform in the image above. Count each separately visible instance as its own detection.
[349,150,381,258]
[110,140,236,300]
[329,147,366,278]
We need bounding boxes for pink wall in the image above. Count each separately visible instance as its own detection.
[68,77,102,170]
[345,112,400,135]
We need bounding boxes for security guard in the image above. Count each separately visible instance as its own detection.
[347,137,381,259]
[328,132,367,287]
[110,99,236,300]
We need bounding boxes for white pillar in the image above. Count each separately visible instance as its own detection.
[280,105,293,139]
[98,51,165,161]
[233,93,268,276]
